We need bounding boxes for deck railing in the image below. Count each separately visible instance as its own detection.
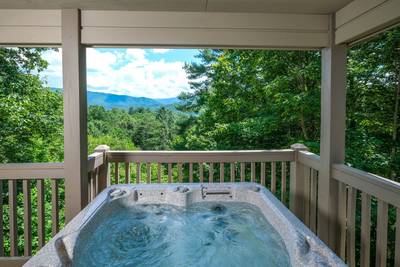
[0,144,399,267]
[87,147,107,202]
[105,149,293,205]
[106,149,294,208]
[330,164,400,267]
[0,163,64,267]
[294,149,400,267]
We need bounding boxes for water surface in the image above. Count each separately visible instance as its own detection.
[73,202,291,267]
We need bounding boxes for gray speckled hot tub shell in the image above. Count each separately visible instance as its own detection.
[24,183,346,267]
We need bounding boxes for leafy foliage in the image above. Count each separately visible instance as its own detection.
[346,28,400,179]
[88,105,185,151]
[0,48,63,163]
[177,28,400,179]
[176,50,321,151]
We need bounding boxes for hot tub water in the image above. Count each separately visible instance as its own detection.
[73,202,291,267]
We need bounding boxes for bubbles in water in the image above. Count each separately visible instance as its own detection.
[73,202,291,267]
[211,204,227,213]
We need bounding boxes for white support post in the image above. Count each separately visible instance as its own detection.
[62,9,88,222]
[319,15,347,254]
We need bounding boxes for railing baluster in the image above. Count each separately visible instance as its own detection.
[376,199,388,267]
[178,163,183,183]
[303,166,311,226]
[108,162,112,189]
[94,168,99,197]
[90,171,95,201]
[168,163,172,183]
[106,162,111,187]
[240,163,245,182]
[0,181,3,256]
[251,162,255,182]
[395,207,400,267]
[88,172,91,201]
[23,179,32,256]
[115,162,119,184]
[136,162,141,184]
[230,163,235,182]
[8,180,17,256]
[309,169,318,233]
[157,163,162,183]
[51,179,59,237]
[199,163,204,183]
[337,182,347,259]
[125,162,130,184]
[347,186,356,267]
[95,168,99,196]
[189,163,193,183]
[209,163,213,183]
[37,179,45,249]
[360,192,371,267]
[271,162,276,193]
[147,163,151,183]
[220,163,224,183]
[281,162,286,201]
[261,162,266,186]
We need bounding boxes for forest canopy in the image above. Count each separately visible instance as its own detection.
[175,28,399,180]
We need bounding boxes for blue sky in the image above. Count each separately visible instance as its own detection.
[40,48,200,98]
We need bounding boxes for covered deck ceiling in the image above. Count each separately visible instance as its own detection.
[0,0,352,14]
[0,0,399,48]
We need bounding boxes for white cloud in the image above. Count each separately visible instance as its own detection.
[151,49,171,54]
[41,49,62,88]
[40,48,191,98]
[86,49,117,72]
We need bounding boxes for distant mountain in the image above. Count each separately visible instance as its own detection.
[87,91,181,110]
[154,97,182,105]
[52,88,181,110]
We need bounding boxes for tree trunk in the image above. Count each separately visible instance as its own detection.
[299,75,309,141]
[300,110,309,140]
[391,75,400,180]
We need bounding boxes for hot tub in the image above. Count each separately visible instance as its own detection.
[25,183,345,267]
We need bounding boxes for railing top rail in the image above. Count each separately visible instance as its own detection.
[297,150,321,171]
[108,149,294,154]
[0,162,65,179]
[106,149,295,163]
[332,163,400,208]
[0,256,31,266]
[87,151,104,172]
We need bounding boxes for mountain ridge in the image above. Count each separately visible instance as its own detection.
[52,88,181,110]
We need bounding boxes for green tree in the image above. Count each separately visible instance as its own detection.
[177,49,321,151]
[0,48,63,163]
[346,27,400,179]
[88,105,184,151]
